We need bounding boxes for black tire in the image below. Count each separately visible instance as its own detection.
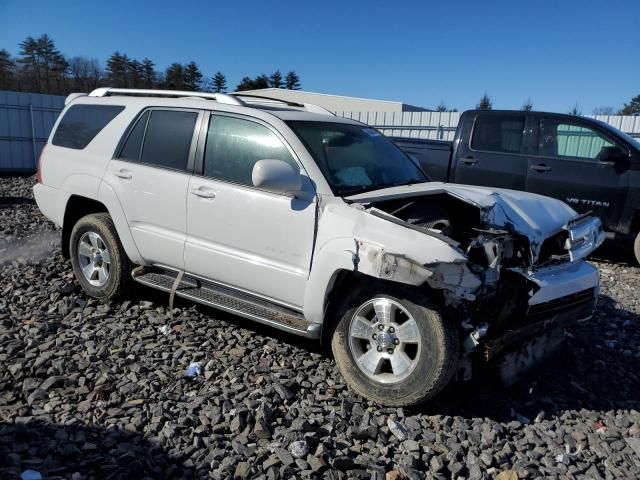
[69,213,132,301]
[331,284,459,407]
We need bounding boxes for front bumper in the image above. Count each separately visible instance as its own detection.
[485,260,599,361]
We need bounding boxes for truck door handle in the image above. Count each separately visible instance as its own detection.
[114,169,132,179]
[190,187,216,199]
[531,164,552,172]
[461,157,478,165]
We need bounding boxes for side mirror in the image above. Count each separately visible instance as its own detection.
[252,159,302,195]
[598,146,629,168]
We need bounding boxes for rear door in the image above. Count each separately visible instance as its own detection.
[107,108,201,268]
[184,112,317,308]
[525,115,629,230]
[453,112,529,189]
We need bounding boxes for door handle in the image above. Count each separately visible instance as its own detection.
[531,164,552,172]
[114,169,132,179]
[190,187,216,199]
[461,157,478,165]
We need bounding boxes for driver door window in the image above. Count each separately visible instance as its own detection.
[539,120,613,161]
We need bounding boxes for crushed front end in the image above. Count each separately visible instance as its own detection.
[352,186,605,383]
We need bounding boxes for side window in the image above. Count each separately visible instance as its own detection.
[140,110,198,171]
[203,115,298,187]
[118,111,149,161]
[471,114,526,154]
[52,104,124,149]
[539,119,613,160]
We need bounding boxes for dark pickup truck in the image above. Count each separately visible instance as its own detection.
[392,110,640,262]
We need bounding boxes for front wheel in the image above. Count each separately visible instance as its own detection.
[69,213,132,301]
[634,231,640,265]
[331,286,459,407]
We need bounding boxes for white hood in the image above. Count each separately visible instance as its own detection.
[346,182,579,256]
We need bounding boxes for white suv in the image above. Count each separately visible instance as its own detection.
[34,88,604,406]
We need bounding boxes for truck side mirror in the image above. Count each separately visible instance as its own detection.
[597,146,629,169]
[252,159,303,196]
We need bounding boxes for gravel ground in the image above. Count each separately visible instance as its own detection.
[1,176,639,480]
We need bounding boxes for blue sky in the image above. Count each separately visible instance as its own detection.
[1,0,638,113]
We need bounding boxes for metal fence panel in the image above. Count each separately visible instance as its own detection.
[339,111,640,142]
[0,91,64,172]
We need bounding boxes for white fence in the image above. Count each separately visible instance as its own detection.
[338,111,640,142]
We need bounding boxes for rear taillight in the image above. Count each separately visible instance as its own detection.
[36,145,46,184]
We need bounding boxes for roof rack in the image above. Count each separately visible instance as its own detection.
[87,87,335,116]
[231,93,335,116]
[88,87,245,106]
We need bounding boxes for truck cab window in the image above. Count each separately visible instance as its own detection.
[471,114,525,154]
[539,119,613,161]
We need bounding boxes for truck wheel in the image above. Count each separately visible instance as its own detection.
[331,286,459,406]
[69,213,132,301]
[635,232,640,265]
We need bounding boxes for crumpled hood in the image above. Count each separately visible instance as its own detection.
[346,182,578,254]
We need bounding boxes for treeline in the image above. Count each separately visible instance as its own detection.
[0,34,302,95]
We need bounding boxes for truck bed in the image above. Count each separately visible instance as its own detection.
[390,137,452,182]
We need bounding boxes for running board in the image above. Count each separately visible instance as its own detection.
[132,267,320,339]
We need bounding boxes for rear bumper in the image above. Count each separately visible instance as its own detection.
[33,183,67,227]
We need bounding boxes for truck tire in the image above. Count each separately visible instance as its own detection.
[635,232,640,266]
[331,285,459,406]
[69,213,132,301]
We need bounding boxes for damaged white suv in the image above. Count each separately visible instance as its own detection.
[34,88,604,406]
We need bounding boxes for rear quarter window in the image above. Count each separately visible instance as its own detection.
[52,104,125,149]
[471,114,526,154]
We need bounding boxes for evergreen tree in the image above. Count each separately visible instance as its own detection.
[235,76,255,91]
[183,61,203,91]
[253,74,269,89]
[106,52,129,87]
[211,71,226,92]
[164,63,185,90]
[0,49,16,90]
[36,34,63,93]
[285,70,301,90]
[18,36,41,92]
[521,98,533,111]
[127,59,144,88]
[476,93,492,110]
[620,95,640,115]
[141,58,155,88]
[269,70,283,88]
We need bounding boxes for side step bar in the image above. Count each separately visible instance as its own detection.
[132,267,320,339]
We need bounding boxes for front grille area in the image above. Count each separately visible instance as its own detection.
[526,288,596,318]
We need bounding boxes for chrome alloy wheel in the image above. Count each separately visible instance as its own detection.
[348,297,421,384]
[77,231,111,287]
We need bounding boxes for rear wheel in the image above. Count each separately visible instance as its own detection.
[69,213,132,300]
[634,231,640,265]
[331,285,459,406]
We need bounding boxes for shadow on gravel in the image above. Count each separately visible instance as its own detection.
[0,421,191,479]
[590,241,636,266]
[0,196,35,207]
[413,294,640,422]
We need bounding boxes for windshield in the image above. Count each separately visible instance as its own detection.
[287,121,427,195]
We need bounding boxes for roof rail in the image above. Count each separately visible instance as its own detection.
[88,87,245,106]
[231,93,335,116]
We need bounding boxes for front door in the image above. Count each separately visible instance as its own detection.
[184,113,316,308]
[453,112,529,190]
[107,108,200,268]
[525,116,629,231]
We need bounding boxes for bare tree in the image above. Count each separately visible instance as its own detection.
[68,56,102,91]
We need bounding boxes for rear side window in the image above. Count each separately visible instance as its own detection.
[140,110,198,171]
[52,104,124,149]
[203,115,297,186]
[119,111,149,161]
[471,114,525,154]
